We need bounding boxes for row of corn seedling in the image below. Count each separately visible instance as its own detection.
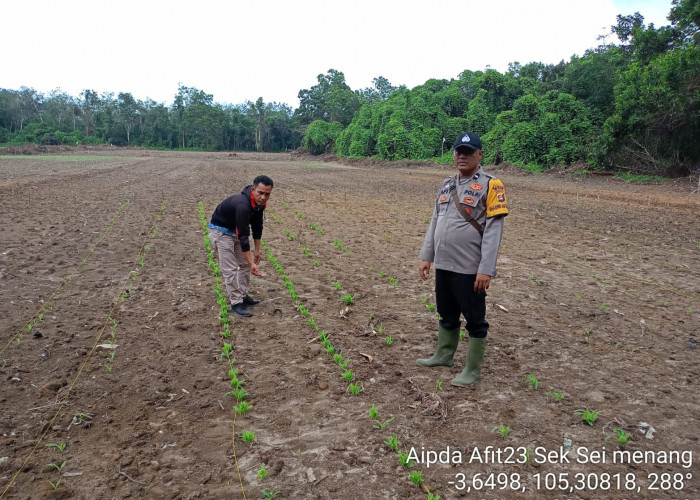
[198,202,275,498]
[262,239,363,396]
[106,200,168,371]
[2,199,131,355]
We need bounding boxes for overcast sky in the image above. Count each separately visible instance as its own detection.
[2,0,672,108]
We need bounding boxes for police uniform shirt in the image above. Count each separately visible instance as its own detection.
[418,167,508,276]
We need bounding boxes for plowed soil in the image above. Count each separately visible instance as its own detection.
[1,149,699,500]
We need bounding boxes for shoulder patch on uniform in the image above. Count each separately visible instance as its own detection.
[486,178,509,218]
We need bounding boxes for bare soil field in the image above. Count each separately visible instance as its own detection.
[1,149,699,500]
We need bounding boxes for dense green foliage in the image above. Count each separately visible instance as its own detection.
[333,0,700,176]
[1,1,697,175]
[0,85,301,152]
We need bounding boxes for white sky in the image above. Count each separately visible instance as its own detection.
[1,0,672,108]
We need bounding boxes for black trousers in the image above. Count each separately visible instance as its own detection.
[435,269,489,338]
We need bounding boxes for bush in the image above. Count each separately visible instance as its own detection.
[302,120,343,155]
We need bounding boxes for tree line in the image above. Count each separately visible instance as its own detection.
[1,0,698,176]
[0,85,301,153]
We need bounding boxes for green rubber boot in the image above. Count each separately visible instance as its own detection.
[417,326,459,367]
[450,337,487,386]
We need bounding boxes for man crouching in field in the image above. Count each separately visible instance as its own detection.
[208,175,273,317]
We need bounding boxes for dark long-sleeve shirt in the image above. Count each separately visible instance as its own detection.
[209,185,265,252]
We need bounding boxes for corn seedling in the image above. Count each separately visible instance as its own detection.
[606,428,631,446]
[234,401,251,415]
[384,435,398,451]
[257,463,268,481]
[228,372,243,389]
[427,490,441,500]
[71,412,93,428]
[220,343,234,358]
[379,270,387,277]
[326,344,336,355]
[460,329,466,339]
[301,247,311,257]
[375,322,385,334]
[241,430,256,443]
[369,403,378,420]
[426,303,435,312]
[388,277,398,287]
[49,461,67,472]
[229,387,247,401]
[333,353,344,365]
[341,294,354,305]
[546,390,564,401]
[398,450,415,468]
[525,373,539,389]
[313,259,319,266]
[299,304,309,317]
[308,223,324,234]
[331,281,341,290]
[409,470,424,486]
[261,489,279,499]
[347,382,363,396]
[383,336,393,345]
[492,424,511,437]
[342,370,354,382]
[373,416,395,430]
[49,479,61,490]
[436,379,443,391]
[45,443,66,453]
[574,408,601,426]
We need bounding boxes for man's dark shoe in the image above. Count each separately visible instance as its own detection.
[231,303,252,317]
[243,295,260,307]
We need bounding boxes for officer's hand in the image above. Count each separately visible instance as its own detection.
[250,262,263,277]
[419,260,431,281]
[474,273,490,292]
[254,251,261,264]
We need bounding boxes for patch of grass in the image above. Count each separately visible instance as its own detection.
[2,154,119,162]
[613,172,670,183]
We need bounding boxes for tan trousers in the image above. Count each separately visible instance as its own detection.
[208,228,250,306]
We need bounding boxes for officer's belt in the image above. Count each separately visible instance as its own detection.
[449,176,484,234]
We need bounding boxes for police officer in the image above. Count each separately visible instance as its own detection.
[418,132,508,386]
[208,175,273,317]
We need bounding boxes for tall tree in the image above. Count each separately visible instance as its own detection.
[117,92,138,143]
[295,69,360,126]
